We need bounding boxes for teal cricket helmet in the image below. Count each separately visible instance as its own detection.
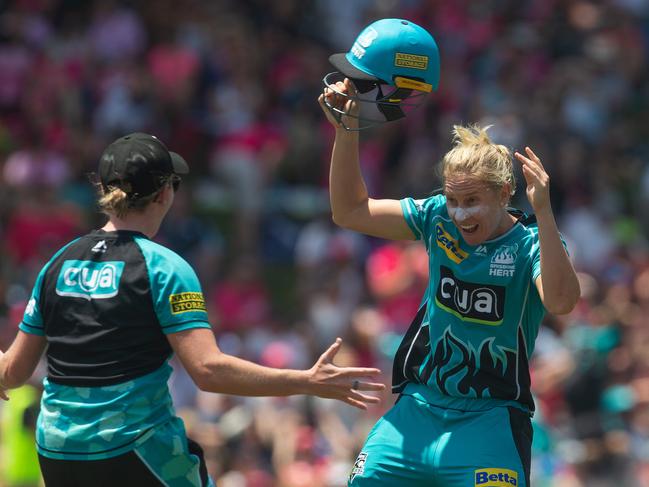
[324,18,440,130]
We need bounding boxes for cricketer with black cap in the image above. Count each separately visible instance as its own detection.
[98,132,189,200]
[0,133,385,486]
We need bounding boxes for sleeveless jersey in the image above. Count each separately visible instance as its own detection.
[19,229,211,460]
[393,195,552,413]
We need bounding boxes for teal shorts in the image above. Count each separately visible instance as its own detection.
[348,394,531,487]
[132,418,215,486]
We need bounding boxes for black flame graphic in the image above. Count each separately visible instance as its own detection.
[422,326,533,410]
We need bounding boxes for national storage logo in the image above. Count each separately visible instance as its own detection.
[435,223,468,264]
[170,292,206,314]
[394,52,429,70]
[56,260,124,300]
[475,468,518,486]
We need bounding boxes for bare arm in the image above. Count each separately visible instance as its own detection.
[534,207,581,314]
[0,331,47,399]
[318,78,414,240]
[167,328,385,410]
[515,147,581,314]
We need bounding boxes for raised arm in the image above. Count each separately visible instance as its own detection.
[515,147,581,314]
[167,328,385,410]
[318,78,415,241]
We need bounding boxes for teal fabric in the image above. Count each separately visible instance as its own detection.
[134,236,211,334]
[133,417,216,486]
[19,238,80,336]
[349,394,526,486]
[36,363,177,460]
[25,234,215,484]
[399,195,549,412]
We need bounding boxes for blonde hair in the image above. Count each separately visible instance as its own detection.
[96,183,162,219]
[441,124,515,198]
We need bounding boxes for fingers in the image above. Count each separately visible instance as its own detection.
[351,381,386,392]
[341,396,369,410]
[350,390,381,403]
[339,367,382,377]
[317,337,342,364]
[0,390,8,401]
[338,391,382,410]
[524,146,544,168]
[344,77,359,97]
[515,147,545,172]
[514,150,544,181]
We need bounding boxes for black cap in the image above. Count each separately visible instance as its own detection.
[98,133,189,198]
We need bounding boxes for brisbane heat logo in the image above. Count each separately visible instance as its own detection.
[490,243,518,277]
[435,223,468,264]
[351,27,378,60]
[435,265,505,325]
[348,452,368,484]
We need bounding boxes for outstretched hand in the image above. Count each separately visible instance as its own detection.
[514,147,551,213]
[307,338,385,409]
[318,78,360,130]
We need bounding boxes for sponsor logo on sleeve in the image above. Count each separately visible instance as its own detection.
[25,298,36,316]
[435,266,505,325]
[169,292,206,314]
[56,260,124,300]
[349,452,368,484]
[475,468,518,486]
[436,223,468,264]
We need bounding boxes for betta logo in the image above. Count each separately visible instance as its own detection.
[475,468,518,486]
[435,266,505,325]
[435,223,468,264]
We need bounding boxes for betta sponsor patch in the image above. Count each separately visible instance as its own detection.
[435,223,468,264]
[475,468,518,486]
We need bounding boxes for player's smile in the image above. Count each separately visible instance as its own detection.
[459,223,478,234]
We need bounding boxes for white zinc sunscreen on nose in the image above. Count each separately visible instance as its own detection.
[447,205,488,222]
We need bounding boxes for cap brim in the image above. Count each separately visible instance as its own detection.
[329,53,382,81]
[170,152,189,175]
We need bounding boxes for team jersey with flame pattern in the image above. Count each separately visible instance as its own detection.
[19,229,211,466]
[394,194,554,414]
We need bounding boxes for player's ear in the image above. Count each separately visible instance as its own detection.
[500,183,511,207]
[152,183,171,205]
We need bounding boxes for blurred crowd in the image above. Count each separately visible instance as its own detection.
[0,0,648,486]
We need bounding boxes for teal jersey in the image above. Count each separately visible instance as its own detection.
[393,195,550,413]
[19,230,211,460]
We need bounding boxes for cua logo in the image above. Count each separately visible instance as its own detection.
[475,468,518,486]
[56,260,125,300]
[435,266,505,325]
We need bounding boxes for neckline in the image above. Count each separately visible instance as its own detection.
[93,229,148,238]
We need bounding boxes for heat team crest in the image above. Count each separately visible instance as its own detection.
[349,452,368,483]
